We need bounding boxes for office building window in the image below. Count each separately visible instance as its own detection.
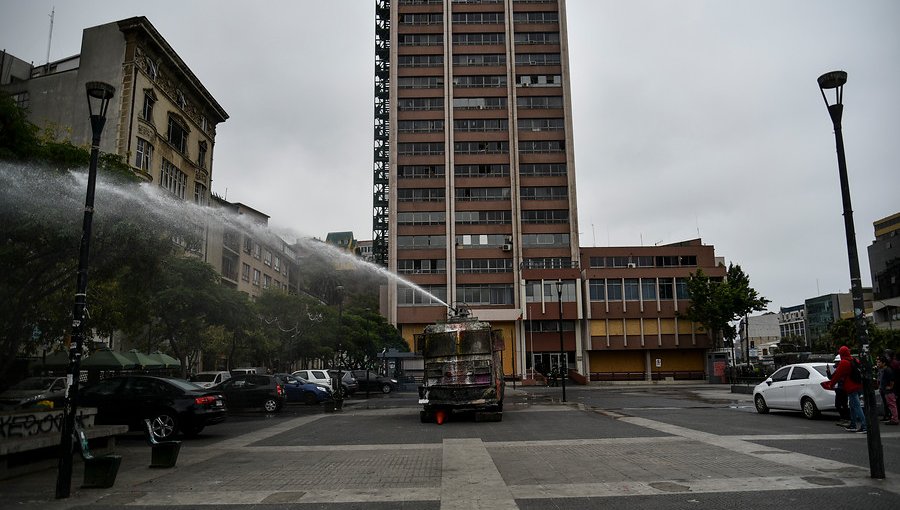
[453,33,505,45]
[398,284,447,305]
[453,97,507,110]
[452,54,506,66]
[514,32,560,45]
[252,269,261,286]
[398,211,446,225]
[454,141,508,154]
[241,263,251,282]
[521,233,569,247]
[455,187,510,201]
[455,164,509,177]
[455,210,512,224]
[396,235,447,249]
[457,284,514,305]
[456,258,513,273]
[398,188,445,202]
[641,278,657,301]
[398,55,444,67]
[454,119,508,132]
[589,280,605,301]
[521,186,567,200]
[398,165,446,178]
[519,163,566,176]
[398,97,444,111]
[624,278,640,301]
[517,118,564,131]
[515,53,561,66]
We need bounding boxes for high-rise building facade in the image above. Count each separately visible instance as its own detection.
[387,0,580,374]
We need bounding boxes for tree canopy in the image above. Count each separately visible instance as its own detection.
[681,263,770,346]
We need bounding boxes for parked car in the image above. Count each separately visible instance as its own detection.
[0,376,67,410]
[273,373,332,404]
[351,370,398,394]
[327,369,359,397]
[79,375,226,440]
[291,369,332,390]
[753,362,836,419]
[231,367,267,376]
[189,371,231,389]
[213,374,284,413]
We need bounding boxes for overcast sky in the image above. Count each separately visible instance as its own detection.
[2,0,898,313]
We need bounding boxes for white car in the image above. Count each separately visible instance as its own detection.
[753,362,835,419]
[189,371,231,389]
[292,369,332,390]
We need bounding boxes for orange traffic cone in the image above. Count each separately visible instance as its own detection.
[435,410,446,425]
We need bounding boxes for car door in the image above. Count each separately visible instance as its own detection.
[783,366,810,411]
[81,377,126,425]
[761,366,791,408]
[219,377,248,409]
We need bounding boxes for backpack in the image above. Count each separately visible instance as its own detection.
[849,357,862,384]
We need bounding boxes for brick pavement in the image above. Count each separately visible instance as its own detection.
[1,387,898,509]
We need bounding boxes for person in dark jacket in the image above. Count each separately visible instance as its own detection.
[877,355,898,425]
[824,345,866,433]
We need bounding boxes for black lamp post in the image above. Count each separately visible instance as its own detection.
[56,81,115,499]
[817,70,883,479]
[555,279,566,402]
[335,285,344,408]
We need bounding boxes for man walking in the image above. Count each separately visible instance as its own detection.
[824,345,866,433]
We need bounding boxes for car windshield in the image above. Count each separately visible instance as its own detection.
[10,377,57,390]
[191,373,218,382]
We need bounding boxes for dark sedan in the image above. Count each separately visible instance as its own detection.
[213,374,284,413]
[351,370,398,394]
[80,375,226,440]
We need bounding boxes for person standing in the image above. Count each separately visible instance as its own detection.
[877,355,898,425]
[824,345,866,433]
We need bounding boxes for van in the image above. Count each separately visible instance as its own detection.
[189,371,232,389]
[231,367,267,376]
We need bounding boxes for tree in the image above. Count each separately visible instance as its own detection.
[149,256,229,376]
[681,263,770,347]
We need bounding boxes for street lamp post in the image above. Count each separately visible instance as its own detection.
[817,70,883,479]
[335,285,344,409]
[555,280,566,402]
[56,81,115,499]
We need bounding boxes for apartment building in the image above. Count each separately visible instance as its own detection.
[868,211,900,330]
[206,197,297,300]
[388,0,580,375]
[1,17,227,200]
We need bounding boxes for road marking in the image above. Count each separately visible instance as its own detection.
[440,438,518,510]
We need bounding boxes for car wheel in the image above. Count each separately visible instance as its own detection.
[181,424,205,437]
[263,398,280,413]
[802,397,820,419]
[754,395,769,414]
[381,383,393,394]
[148,412,178,440]
[303,392,319,405]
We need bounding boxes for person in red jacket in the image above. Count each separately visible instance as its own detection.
[824,345,866,433]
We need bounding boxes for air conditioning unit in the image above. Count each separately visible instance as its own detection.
[501,244,512,252]
[627,262,637,268]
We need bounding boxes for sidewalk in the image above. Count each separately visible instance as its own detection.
[1,391,896,509]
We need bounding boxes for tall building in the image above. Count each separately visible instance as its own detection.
[868,211,900,330]
[387,0,580,371]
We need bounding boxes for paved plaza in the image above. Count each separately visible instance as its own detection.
[2,385,899,509]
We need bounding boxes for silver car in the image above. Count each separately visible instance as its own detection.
[753,362,836,419]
